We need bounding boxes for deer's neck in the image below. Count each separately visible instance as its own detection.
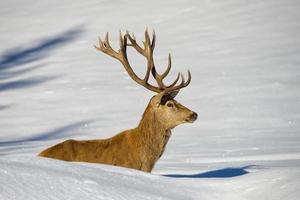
[136,105,171,162]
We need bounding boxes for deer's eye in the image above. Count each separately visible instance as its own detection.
[166,102,174,107]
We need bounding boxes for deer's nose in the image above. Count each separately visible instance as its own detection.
[190,112,198,121]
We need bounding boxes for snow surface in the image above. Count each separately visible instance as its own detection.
[1,0,300,199]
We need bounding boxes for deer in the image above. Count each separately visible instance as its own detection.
[38,29,197,172]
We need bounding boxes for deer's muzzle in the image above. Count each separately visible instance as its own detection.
[186,112,197,123]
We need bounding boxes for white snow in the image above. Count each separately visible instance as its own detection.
[1,0,300,199]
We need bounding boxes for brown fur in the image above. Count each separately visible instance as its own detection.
[39,30,197,172]
[38,92,197,172]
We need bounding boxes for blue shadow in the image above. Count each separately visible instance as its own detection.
[164,166,255,178]
[0,120,93,147]
[0,76,56,91]
[0,25,84,70]
[0,25,84,93]
[0,105,11,110]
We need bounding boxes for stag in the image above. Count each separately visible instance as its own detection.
[38,29,197,172]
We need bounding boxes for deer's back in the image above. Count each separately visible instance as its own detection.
[38,129,143,169]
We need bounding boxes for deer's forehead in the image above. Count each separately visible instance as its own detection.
[151,94,175,102]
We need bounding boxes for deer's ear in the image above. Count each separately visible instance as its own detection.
[160,94,170,105]
[157,90,179,105]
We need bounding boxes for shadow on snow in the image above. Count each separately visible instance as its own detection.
[0,120,93,148]
[0,25,84,92]
[0,25,84,70]
[164,165,257,178]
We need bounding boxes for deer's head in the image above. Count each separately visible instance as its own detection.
[95,29,197,129]
[148,90,197,129]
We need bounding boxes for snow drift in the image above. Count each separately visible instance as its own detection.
[1,0,300,199]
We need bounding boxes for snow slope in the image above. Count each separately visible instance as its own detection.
[1,0,300,199]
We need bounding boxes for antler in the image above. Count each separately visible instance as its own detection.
[94,29,191,93]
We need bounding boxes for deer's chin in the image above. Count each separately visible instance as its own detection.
[185,120,194,123]
[184,117,197,123]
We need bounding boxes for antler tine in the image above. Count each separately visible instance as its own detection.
[94,37,102,50]
[104,32,111,48]
[161,53,171,78]
[144,28,156,52]
[150,53,172,89]
[126,31,144,55]
[119,31,123,48]
[144,28,151,48]
[178,73,185,88]
[167,72,180,88]
[165,70,191,92]
[119,30,128,51]
[151,30,156,50]
[94,34,108,50]
[185,70,192,86]
[95,33,120,59]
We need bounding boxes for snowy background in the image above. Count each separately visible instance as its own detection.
[1,0,300,199]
